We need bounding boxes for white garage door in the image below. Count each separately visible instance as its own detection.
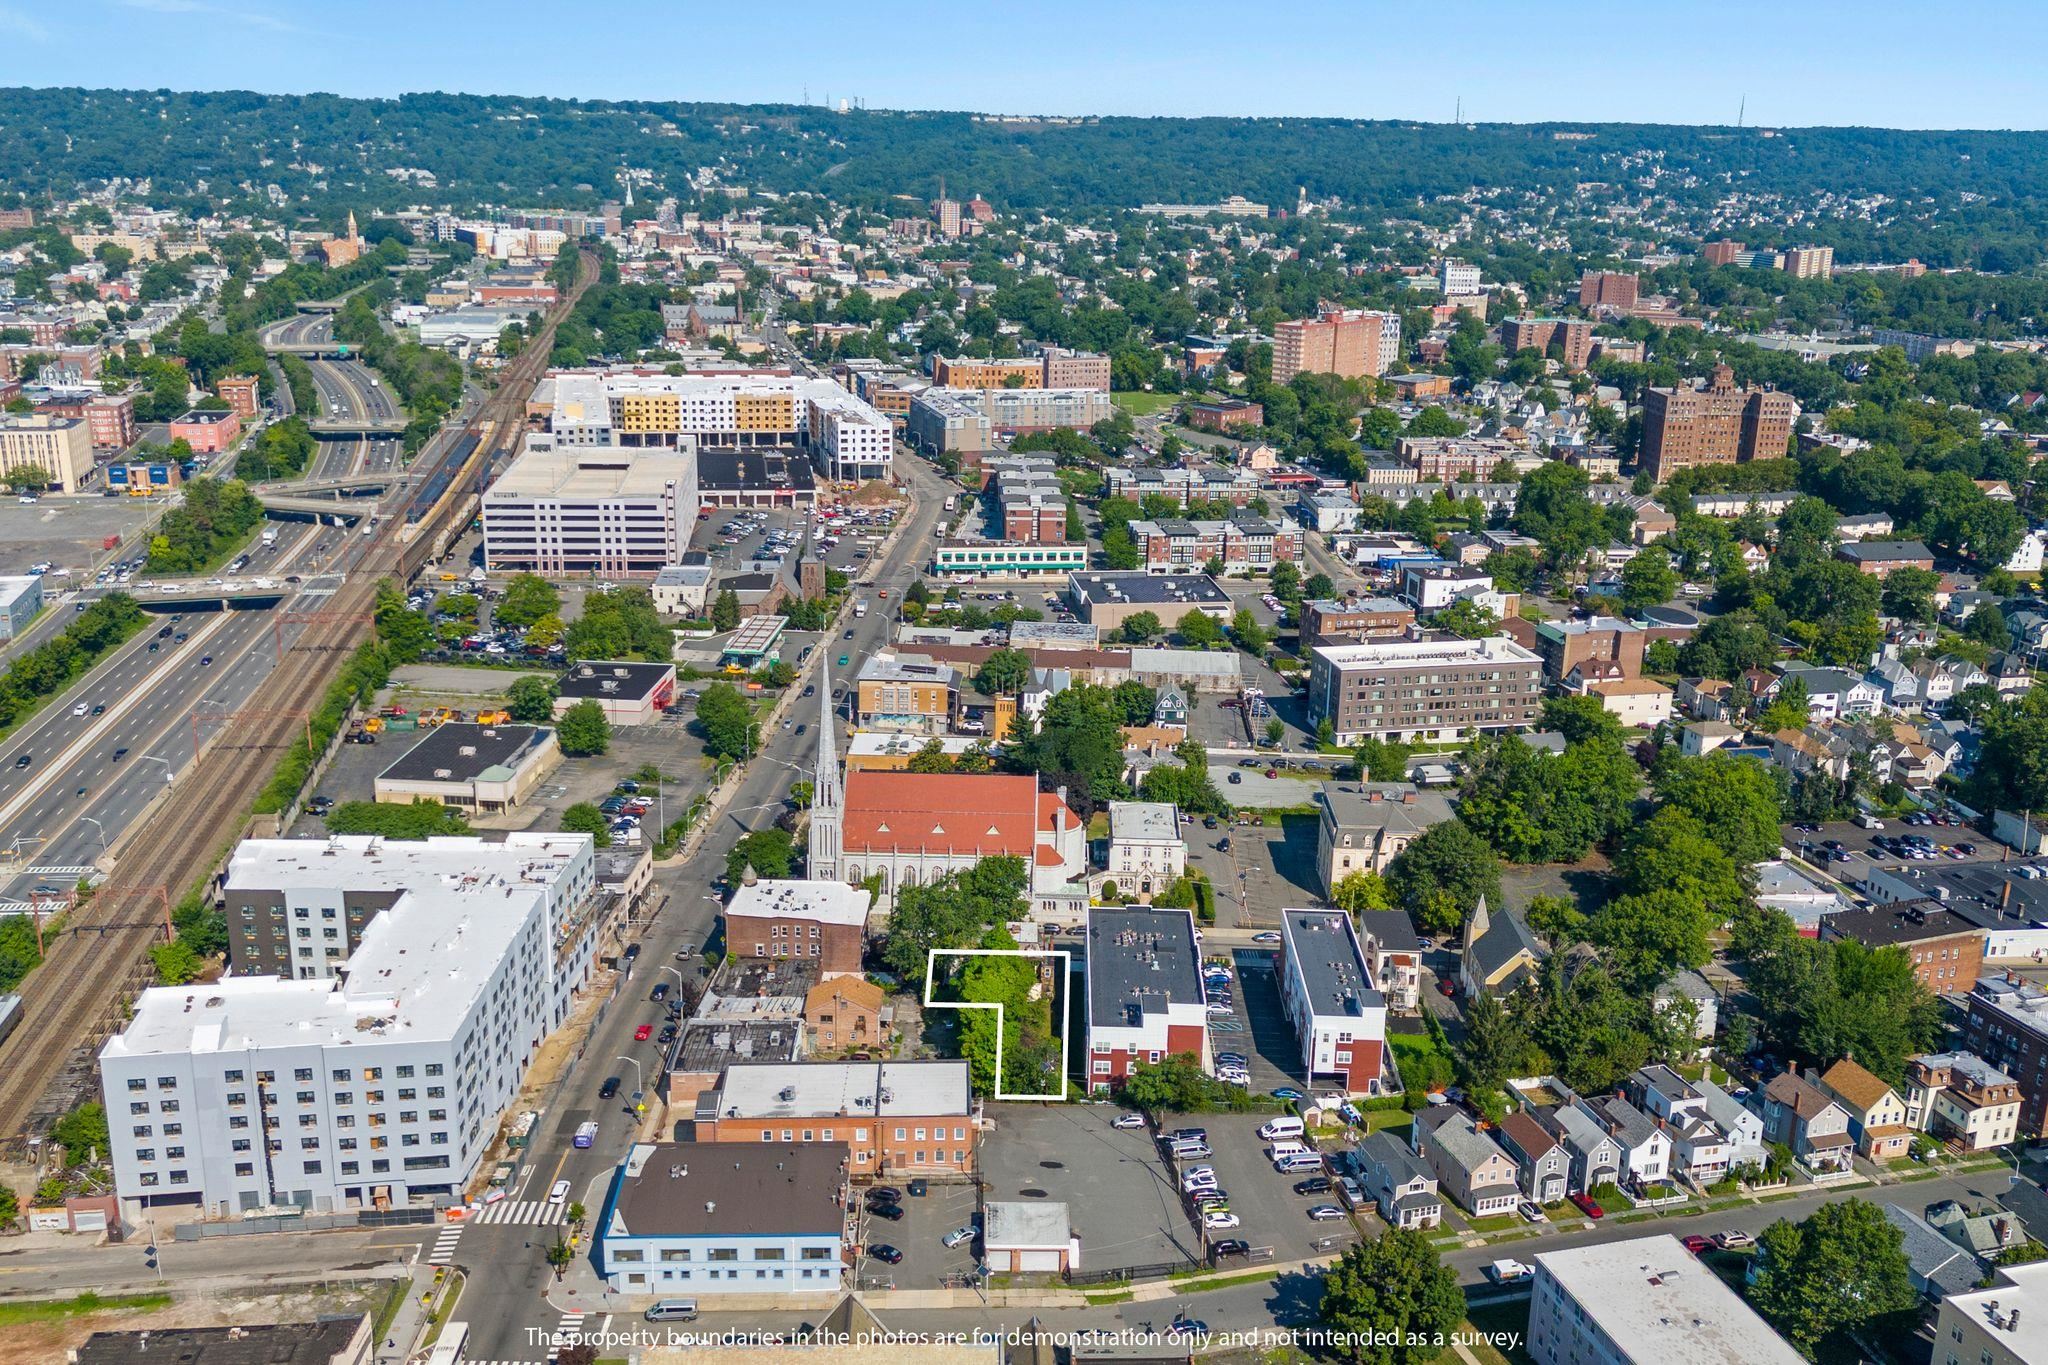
[1018,1249,1062,1273]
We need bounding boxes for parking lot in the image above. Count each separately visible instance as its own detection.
[853,1179,979,1290]
[1784,815,1996,870]
[1215,950,1308,1094]
[0,496,164,580]
[981,1103,1199,1274]
[1166,1111,1370,1265]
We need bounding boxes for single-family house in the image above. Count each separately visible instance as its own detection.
[1460,897,1546,998]
[1355,1129,1444,1230]
[1695,1078,1769,1172]
[1543,1102,1623,1193]
[1884,1203,1988,1300]
[1817,1058,1913,1163]
[1581,1094,1673,1188]
[1416,1109,1521,1216]
[1496,1109,1571,1204]
[1760,1070,1856,1173]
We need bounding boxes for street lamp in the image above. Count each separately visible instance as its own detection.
[80,817,108,853]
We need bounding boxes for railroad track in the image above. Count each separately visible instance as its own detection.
[0,253,598,1145]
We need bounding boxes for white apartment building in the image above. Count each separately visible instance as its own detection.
[221,833,596,980]
[1439,260,1483,296]
[540,370,892,483]
[1528,1235,1805,1365]
[1277,909,1389,1096]
[481,435,700,578]
[100,835,601,1219]
[1104,801,1185,901]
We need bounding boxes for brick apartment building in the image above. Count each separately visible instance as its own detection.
[1961,977,2048,1139]
[1640,364,1799,481]
[1396,435,1530,482]
[1300,596,1417,645]
[1577,271,1640,310]
[1500,316,1595,371]
[1782,246,1835,279]
[168,408,242,455]
[1820,904,1985,996]
[1127,516,1302,574]
[689,1060,977,1177]
[934,350,1110,392]
[1185,398,1263,433]
[722,879,870,977]
[214,373,261,420]
[1530,615,1648,682]
[1703,240,1743,267]
[1086,906,1211,1090]
[1274,308,1400,383]
[1309,636,1545,744]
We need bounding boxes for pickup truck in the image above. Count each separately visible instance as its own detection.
[1487,1259,1533,1284]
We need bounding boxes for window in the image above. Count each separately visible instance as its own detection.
[160,1100,179,1113]
[661,1249,692,1262]
[295,1068,313,1082]
[753,1248,784,1260]
[156,1076,177,1090]
[708,1248,738,1262]
[801,1246,831,1260]
[235,1162,254,1177]
[132,1125,152,1138]
[613,1249,644,1262]
[224,1069,245,1083]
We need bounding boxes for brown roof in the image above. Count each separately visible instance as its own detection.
[806,976,884,1013]
[842,771,1073,859]
[1497,1109,1559,1160]
[1820,1058,1899,1114]
[1766,1070,1841,1121]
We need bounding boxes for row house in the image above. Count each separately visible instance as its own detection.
[1125,516,1301,574]
[1759,1068,1856,1173]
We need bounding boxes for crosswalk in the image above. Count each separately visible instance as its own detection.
[24,865,96,877]
[426,1223,463,1266]
[468,1198,568,1226]
[545,1309,589,1363]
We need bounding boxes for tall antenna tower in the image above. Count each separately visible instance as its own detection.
[1738,95,1746,129]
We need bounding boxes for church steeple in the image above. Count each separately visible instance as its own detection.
[345,209,358,243]
[807,664,842,882]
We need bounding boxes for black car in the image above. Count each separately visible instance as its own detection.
[1210,1238,1251,1259]
[13,754,28,769]
[1293,1176,1332,1195]
[869,1244,903,1264]
[599,1076,622,1100]
[623,943,641,961]
[112,748,128,761]
[868,1186,904,1205]
[868,1202,904,1221]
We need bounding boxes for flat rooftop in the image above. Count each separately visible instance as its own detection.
[225,832,585,894]
[698,448,817,494]
[671,1018,803,1073]
[1109,801,1179,843]
[712,1060,971,1120]
[609,1142,843,1239]
[1534,1234,1805,1365]
[724,878,871,928]
[1312,636,1542,670]
[377,722,552,784]
[1068,572,1230,608]
[558,660,674,701]
[487,444,691,500]
[73,1319,370,1365]
[1280,909,1383,1020]
[1086,906,1205,1027]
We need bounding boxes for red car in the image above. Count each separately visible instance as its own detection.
[1681,1235,1712,1255]
[1435,979,1459,998]
[634,1024,653,1042]
[1569,1193,1604,1219]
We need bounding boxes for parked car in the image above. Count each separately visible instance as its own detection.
[1210,1238,1251,1259]
[1111,1113,1146,1130]
[1713,1230,1754,1249]
[1517,1200,1544,1223]
[870,1244,903,1264]
[1488,1259,1533,1283]
[1272,1087,1304,1102]
[1306,1205,1345,1221]
[1202,1212,1241,1230]
[941,1226,977,1249]
[1569,1193,1604,1219]
[634,1024,653,1042]
[868,1202,904,1221]
[1681,1235,1713,1255]
[1293,1176,1332,1195]
[868,1186,903,1205]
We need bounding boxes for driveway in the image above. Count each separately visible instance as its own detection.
[982,1104,1200,1273]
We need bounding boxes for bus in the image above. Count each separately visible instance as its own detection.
[424,1322,468,1365]
[573,1121,599,1149]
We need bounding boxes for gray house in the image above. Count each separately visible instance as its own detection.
[1544,1103,1623,1192]
[1581,1094,1673,1188]
[1496,1109,1570,1203]
[1416,1109,1520,1217]
[1883,1203,1987,1300]
[1355,1129,1443,1229]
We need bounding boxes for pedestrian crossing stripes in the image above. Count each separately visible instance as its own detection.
[468,1199,568,1226]
[426,1224,463,1266]
[24,865,96,877]
[545,1310,588,1363]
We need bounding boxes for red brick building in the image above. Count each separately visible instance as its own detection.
[1577,271,1640,310]
[1186,398,1263,433]
[169,408,241,454]
[722,878,871,977]
[1085,906,1211,1090]
[1500,316,1595,371]
[215,373,261,420]
[1640,365,1798,481]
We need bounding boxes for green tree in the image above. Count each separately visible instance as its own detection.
[560,802,613,847]
[326,799,471,839]
[694,683,757,762]
[1878,565,1942,624]
[0,1183,17,1229]
[1264,716,1286,746]
[711,589,742,632]
[1230,608,1272,655]
[495,573,561,629]
[1331,870,1391,915]
[1120,1053,1224,1113]
[879,858,1029,987]
[1758,677,1811,733]
[51,1102,110,1164]
[1457,986,1526,1094]
[1652,751,1785,865]
[373,582,433,664]
[907,739,956,774]
[505,674,558,724]
[725,828,795,885]
[975,647,1032,696]
[1176,610,1223,648]
[1748,1199,1917,1356]
[1618,547,1678,611]
[151,938,201,985]
[1352,738,1413,782]
[1387,821,1501,934]
[1431,597,1497,639]
[1963,603,2011,650]
[1119,611,1162,643]
[1318,1229,1466,1365]
[557,699,612,756]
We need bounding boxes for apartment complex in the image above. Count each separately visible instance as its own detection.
[853,649,959,735]
[1308,637,1545,744]
[905,387,1117,456]
[1781,245,1836,279]
[932,350,1109,392]
[1528,1235,1806,1365]
[1640,365,1799,481]
[481,436,699,577]
[1085,907,1211,1090]
[1126,516,1301,574]
[1501,316,1595,371]
[0,413,94,492]
[1300,597,1417,645]
[1274,308,1401,383]
[1578,271,1640,310]
[1276,910,1388,1095]
[1962,978,2048,1138]
[1396,435,1534,482]
[219,833,595,981]
[99,834,601,1217]
[538,370,891,483]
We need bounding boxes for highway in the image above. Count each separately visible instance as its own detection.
[0,521,341,911]
[452,448,954,1362]
[264,313,404,482]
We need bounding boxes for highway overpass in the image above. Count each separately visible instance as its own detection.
[307,417,407,437]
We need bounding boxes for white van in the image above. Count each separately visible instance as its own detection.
[1278,1152,1325,1173]
[1266,1141,1310,1163]
[1259,1117,1305,1141]
[645,1299,698,1322]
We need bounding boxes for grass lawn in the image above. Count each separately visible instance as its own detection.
[1465,1300,1535,1365]
[0,1293,173,1327]
[1112,391,1181,416]
[1466,1213,1526,1234]
[1363,1109,1414,1139]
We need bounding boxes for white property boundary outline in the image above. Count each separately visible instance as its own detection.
[924,948,1073,1101]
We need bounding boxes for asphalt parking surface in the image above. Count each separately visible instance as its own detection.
[854,1179,979,1290]
[982,1103,1200,1273]
[1173,1111,1368,1264]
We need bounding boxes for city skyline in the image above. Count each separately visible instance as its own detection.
[4,0,2048,129]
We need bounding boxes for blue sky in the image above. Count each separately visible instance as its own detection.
[3,0,2047,128]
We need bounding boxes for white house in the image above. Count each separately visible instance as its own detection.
[1103,801,1186,903]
